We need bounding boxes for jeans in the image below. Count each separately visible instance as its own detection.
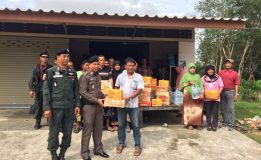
[117,107,140,147]
[220,90,235,127]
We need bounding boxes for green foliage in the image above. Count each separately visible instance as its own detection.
[195,0,261,80]
[239,80,261,101]
[195,62,205,76]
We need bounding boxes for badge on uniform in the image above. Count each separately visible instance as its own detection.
[53,71,63,78]
[68,72,75,80]
[42,74,46,80]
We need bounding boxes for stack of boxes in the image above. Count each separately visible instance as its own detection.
[139,77,153,106]
[104,89,125,108]
[138,78,171,107]
[155,80,171,106]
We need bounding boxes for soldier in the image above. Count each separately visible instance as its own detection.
[29,51,52,129]
[43,48,81,160]
[79,55,109,160]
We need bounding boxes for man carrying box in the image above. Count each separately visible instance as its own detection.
[115,57,144,156]
[79,56,109,160]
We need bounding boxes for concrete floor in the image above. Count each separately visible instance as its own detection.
[0,109,260,160]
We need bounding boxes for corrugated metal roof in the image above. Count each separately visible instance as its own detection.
[0,8,247,22]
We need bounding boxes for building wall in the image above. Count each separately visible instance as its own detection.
[0,36,68,105]
[178,41,195,69]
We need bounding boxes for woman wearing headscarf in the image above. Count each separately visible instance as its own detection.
[179,63,204,130]
[202,65,223,131]
[108,60,123,131]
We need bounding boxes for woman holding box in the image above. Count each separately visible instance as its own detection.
[202,65,223,131]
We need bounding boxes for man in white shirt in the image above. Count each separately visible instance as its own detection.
[115,57,144,156]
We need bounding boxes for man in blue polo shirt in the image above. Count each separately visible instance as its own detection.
[115,57,144,156]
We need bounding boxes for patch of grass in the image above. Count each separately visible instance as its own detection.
[234,101,261,144]
[235,101,261,121]
[245,132,261,144]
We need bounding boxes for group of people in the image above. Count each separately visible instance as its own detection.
[29,49,144,160]
[28,49,240,160]
[177,59,240,132]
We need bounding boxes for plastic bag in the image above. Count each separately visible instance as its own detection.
[191,84,201,100]
[172,89,184,106]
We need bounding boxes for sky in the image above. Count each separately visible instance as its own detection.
[0,0,200,17]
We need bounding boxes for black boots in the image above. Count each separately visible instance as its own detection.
[58,148,67,160]
[51,148,67,160]
[51,150,58,160]
[34,119,41,129]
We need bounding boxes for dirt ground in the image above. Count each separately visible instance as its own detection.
[0,109,260,160]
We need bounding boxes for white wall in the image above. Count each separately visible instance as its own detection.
[178,41,195,69]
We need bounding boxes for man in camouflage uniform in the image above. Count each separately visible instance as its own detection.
[43,49,80,160]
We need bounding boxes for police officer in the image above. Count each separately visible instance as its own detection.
[29,51,52,129]
[43,49,81,160]
[79,56,109,160]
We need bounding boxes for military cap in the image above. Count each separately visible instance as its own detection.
[56,48,70,56]
[88,55,99,63]
[39,51,49,57]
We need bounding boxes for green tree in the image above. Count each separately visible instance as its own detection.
[196,0,261,80]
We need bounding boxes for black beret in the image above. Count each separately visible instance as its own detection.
[88,55,99,63]
[56,48,69,56]
[81,59,89,66]
[39,51,49,57]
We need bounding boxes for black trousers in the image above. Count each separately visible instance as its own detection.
[34,91,43,120]
[204,101,219,128]
[48,107,74,151]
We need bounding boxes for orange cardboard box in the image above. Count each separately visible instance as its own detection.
[151,86,157,92]
[143,76,152,86]
[156,86,170,92]
[152,99,162,106]
[151,78,157,86]
[159,80,170,87]
[139,95,151,102]
[139,101,152,107]
[107,89,123,100]
[104,98,125,108]
[143,87,152,92]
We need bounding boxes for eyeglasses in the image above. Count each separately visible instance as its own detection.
[41,56,49,59]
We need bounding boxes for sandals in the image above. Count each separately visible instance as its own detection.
[133,147,142,156]
[116,145,142,156]
[116,144,124,154]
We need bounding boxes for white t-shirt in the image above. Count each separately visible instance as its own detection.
[115,71,144,108]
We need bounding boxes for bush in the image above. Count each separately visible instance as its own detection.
[239,80,261,101]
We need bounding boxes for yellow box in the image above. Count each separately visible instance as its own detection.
[156,91,171,106]
[104,98,125,108]
[159,80,170,87]
[156,91,170,97]
[151,78,157,86]
[152,99,162,106]
[143,87,152,92]
[107,89,123,100]
[156,86,169,92]
[143,76,152,86]
[162,101,171,106]
[101,80,113,94]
